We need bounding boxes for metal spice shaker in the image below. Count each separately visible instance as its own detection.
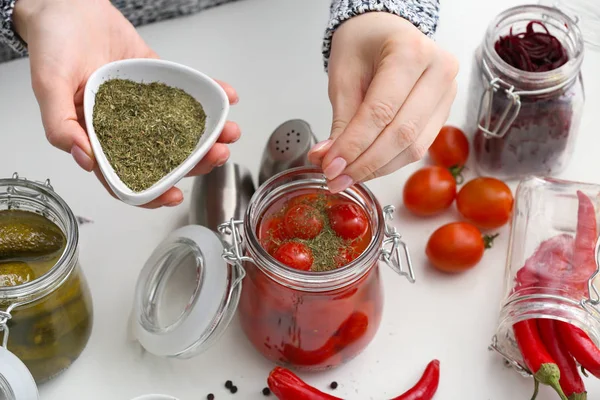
[258,119,318,186]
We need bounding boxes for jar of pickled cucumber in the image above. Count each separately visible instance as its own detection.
[130,167,415,369]
[0,173,93,397]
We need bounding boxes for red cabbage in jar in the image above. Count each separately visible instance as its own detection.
[468,5,585,180]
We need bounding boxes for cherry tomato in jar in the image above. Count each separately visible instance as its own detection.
[426,222,494,273]
[334,247,359,267]
[456,177,514,230]
[403,166,457,217]
[428,125,470,168]
[274,242,314,271]
[284,204,324,239]
[327,203,369,240]
[259,215,288,255]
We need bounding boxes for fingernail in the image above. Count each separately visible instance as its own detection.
[166,198,183,207]
[327,175,353,194]
[308,140,332,155]
[323,157,346,180]
[71,145,94,172]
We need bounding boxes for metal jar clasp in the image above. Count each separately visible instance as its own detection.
[0,309,12,348]
[380,205,415,283]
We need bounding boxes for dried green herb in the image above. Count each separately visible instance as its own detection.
[289,193,353,272]
[92,79,206,192]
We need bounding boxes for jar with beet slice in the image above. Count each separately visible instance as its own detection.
[490,176,600,398]
[129,167,414,373]
[466,5,585,180]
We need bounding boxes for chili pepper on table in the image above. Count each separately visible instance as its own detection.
[557,321,600,380]
[513,319,568,400]
[267,367,342,400]
[390,359,440,400]
[537,319,586,400]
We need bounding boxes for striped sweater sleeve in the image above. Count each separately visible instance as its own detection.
[0,0,27,57]
[323,0,440,70]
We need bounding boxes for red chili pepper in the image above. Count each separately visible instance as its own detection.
[267,367,342,400]
[281,311,369,366]
[391,359,440,400]
[513,319,568,400]
[569,191,598,294]
[557,321,600,380]
[537,319,586,399]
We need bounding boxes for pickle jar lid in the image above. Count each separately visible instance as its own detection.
[131,225,242,358]
[0,347,39,400]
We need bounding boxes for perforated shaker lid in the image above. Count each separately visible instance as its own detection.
[0,347,39,400]
[131,225,243,358]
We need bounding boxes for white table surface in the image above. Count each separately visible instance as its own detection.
[1,0,599,399]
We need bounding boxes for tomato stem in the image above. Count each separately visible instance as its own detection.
[483,233,499,249]
[448,165,465,184]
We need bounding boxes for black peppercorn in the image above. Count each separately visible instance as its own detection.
[230,386,238,394]
[330,381,338,390]
[262,387,271,396]
[207,394,215,400]
[225,380,233,389]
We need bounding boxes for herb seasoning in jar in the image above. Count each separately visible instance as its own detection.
[466,5,585,180]
[0,173,93,389]
[490,176,600,391]
[130,167,414,372]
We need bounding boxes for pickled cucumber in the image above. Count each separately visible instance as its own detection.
[0,210,65,259]
[0,209,92,383]
[0,261,34,286]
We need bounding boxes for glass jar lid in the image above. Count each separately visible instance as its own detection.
[131,225,243,358]
[0,346,39,400]
[539,0,600,49]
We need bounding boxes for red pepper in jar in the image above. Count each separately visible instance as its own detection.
[267,367,342,400]
[538,319,586,399]
[570,191,598,294]
[513,319,568,400]
[282,311,369,366]
[557,321,600,380]
[391,359,440,400]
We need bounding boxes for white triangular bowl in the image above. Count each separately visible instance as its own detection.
[84,58,229,206]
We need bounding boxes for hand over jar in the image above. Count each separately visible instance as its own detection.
[309,12,459,193]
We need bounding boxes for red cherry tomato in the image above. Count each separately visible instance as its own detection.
[429,125,470,168]
[283,204,324,239]
[426,222,491,273]
[334,247,359,267]
[402,166,457,217]
[288,193,321,207]
[327,203,369,240]
[259,215,287,255]
[456,177,514,229]
[274,242,314,271]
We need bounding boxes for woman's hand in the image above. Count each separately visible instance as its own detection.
[13,0,240,208]
[309,12,458,193]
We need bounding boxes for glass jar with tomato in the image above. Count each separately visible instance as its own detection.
[129,167,415,373]
[491,176,600,392]
[220,167,415,371]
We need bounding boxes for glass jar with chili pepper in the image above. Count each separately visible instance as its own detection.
[490,176,600,398]
[466,5,585,181]
[129,167,415,372]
